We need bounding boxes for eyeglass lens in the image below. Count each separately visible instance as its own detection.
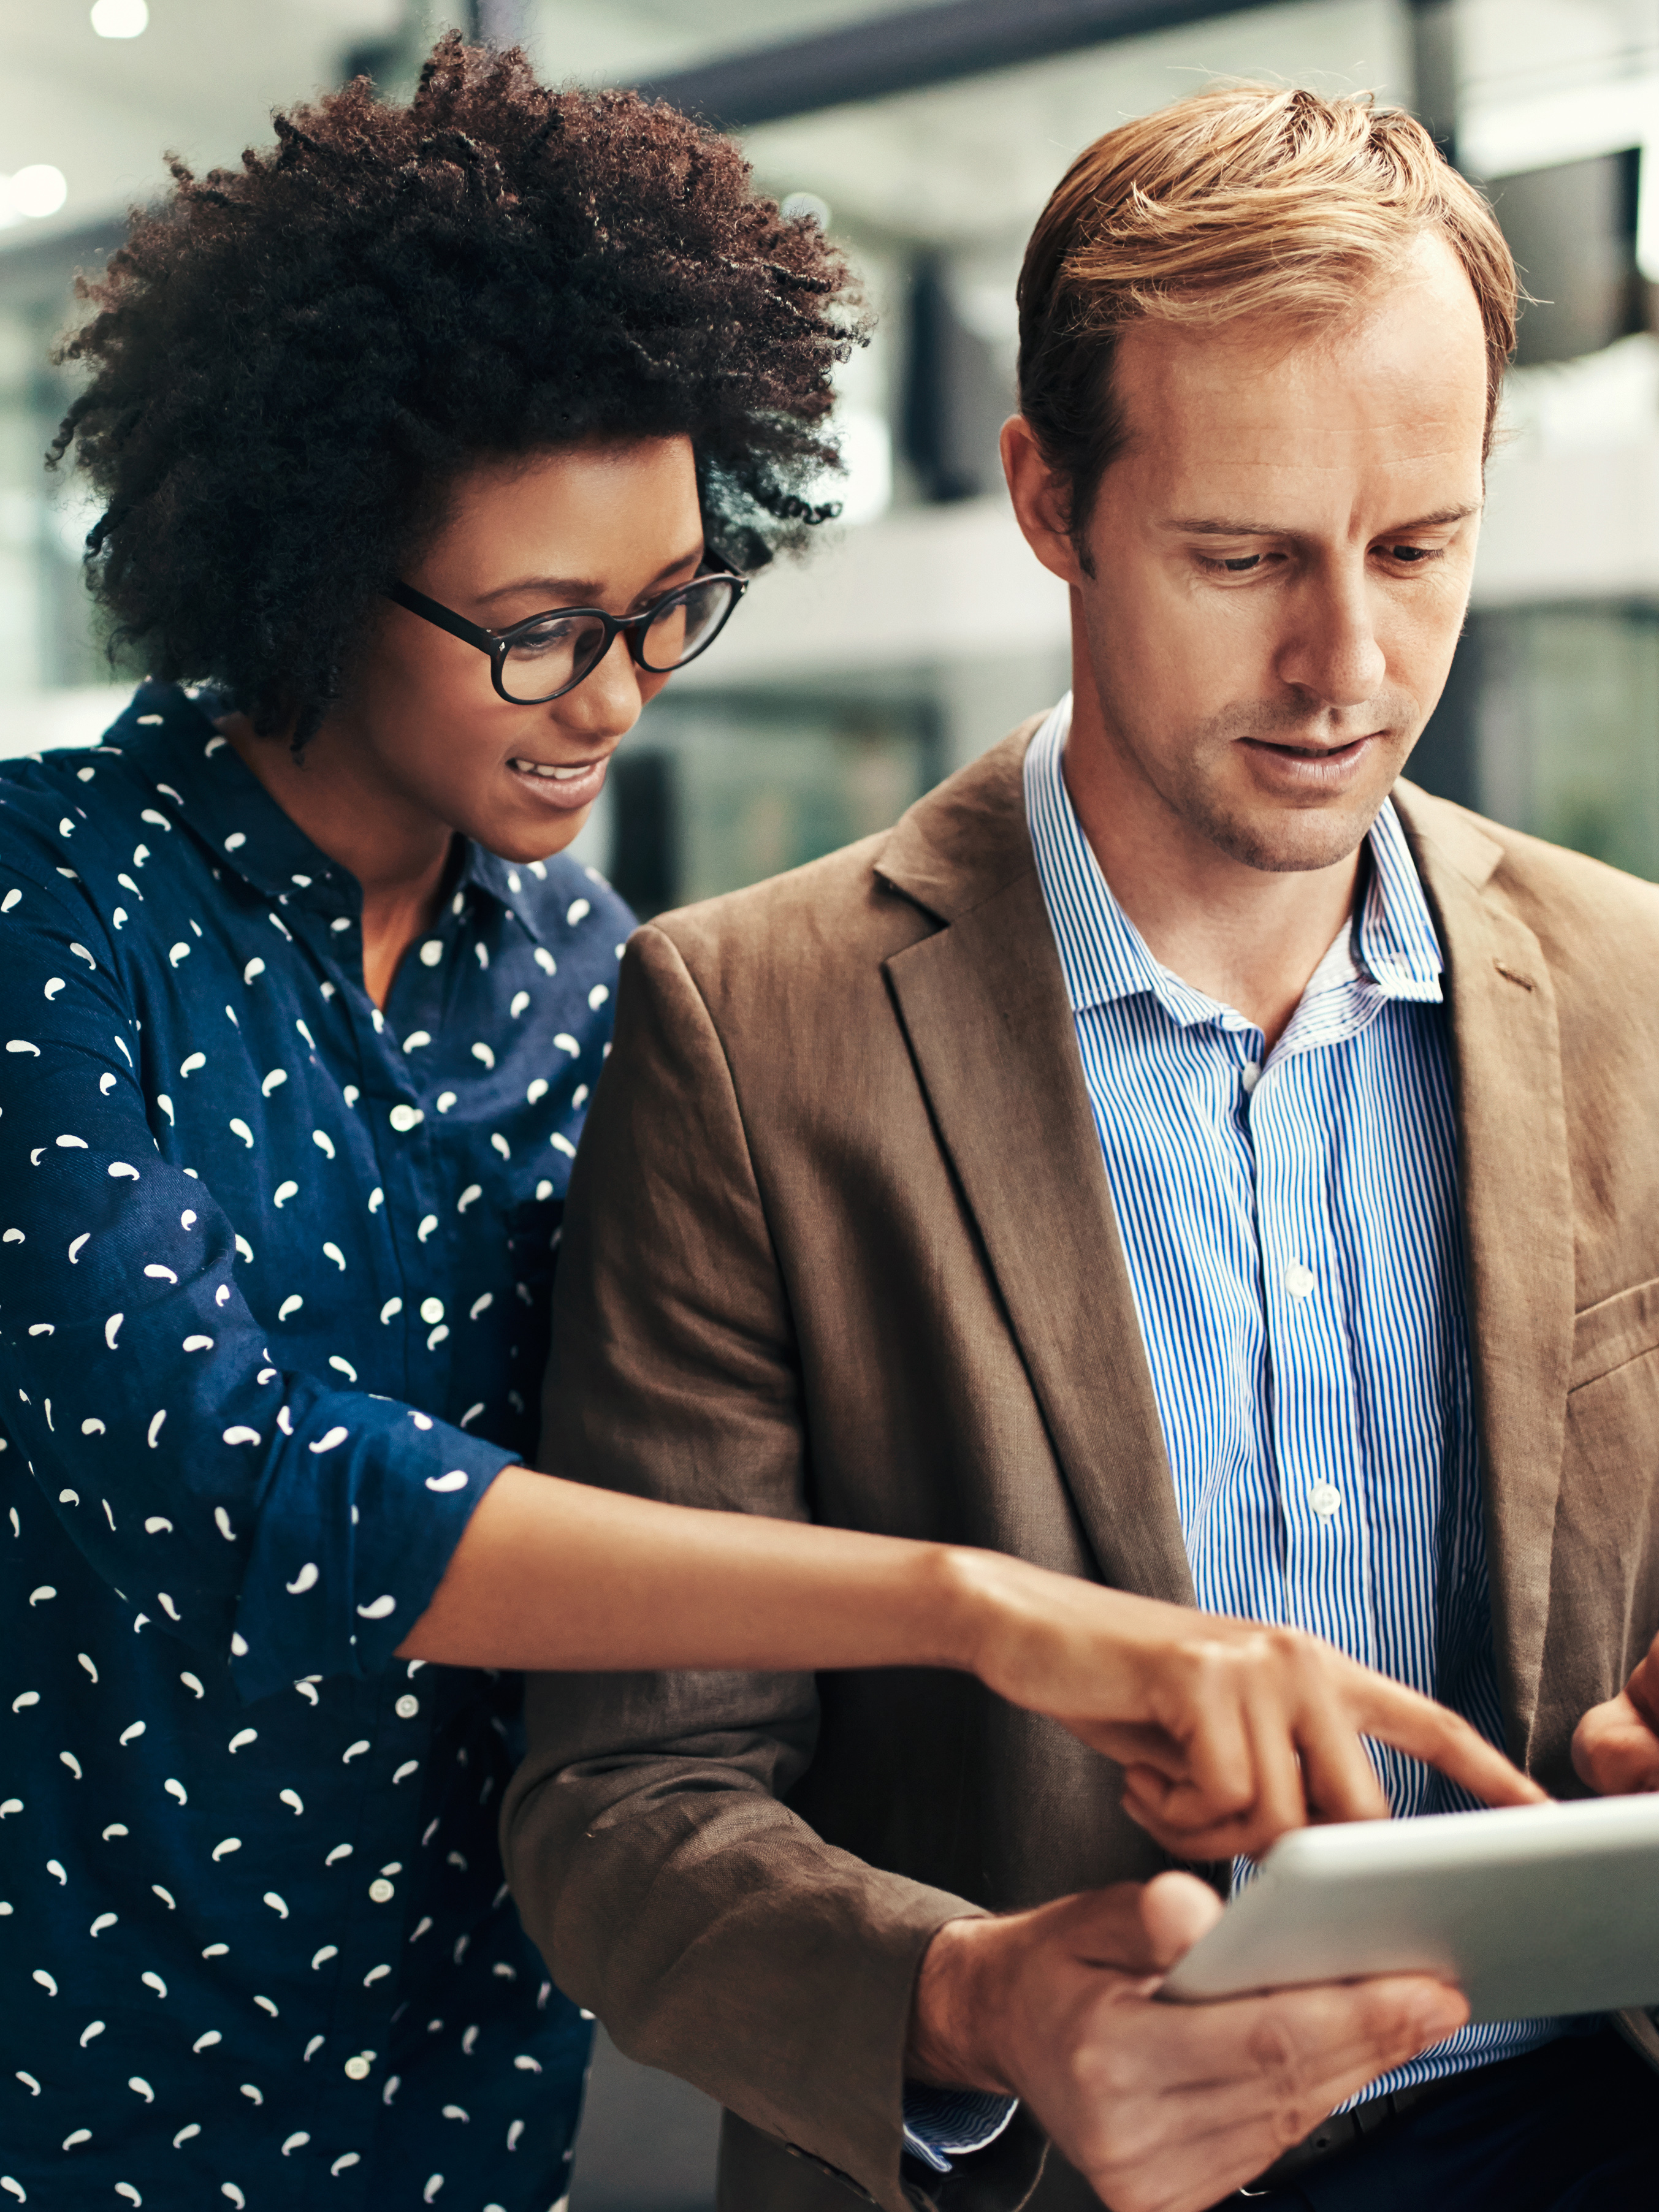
[498,576,738,703]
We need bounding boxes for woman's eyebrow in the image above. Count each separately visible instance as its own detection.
[476,546,706,606]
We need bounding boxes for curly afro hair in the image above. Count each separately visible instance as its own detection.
[50,32,860,741]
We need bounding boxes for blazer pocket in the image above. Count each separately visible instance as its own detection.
[1571,1275,1659,1394]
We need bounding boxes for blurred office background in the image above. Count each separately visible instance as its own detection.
[2,2,1656,2204]
[7,1,1659,902]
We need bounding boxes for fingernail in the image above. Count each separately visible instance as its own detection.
[1412,1999,1463,2043]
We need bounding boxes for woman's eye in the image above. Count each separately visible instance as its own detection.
[1384,544,1436,564]
[514,618,580,655]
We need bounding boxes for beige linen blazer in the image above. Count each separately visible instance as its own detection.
[503,725,1659,2212]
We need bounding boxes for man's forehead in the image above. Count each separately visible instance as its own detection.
[1143,435,1485,539]
[1116,232,1485,422]
[1112,303,1487,508]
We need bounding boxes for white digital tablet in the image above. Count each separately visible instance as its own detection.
[1158,1794,1659,2023]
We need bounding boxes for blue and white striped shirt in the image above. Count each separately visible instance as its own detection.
[1025,696,1559,2096]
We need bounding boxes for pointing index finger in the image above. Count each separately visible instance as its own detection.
[1350,1672,1546,1806]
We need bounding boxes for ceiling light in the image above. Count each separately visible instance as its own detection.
[6,166,68,220]
[91,0,149,37]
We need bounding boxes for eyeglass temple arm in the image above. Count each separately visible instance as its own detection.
[387,580,500,653]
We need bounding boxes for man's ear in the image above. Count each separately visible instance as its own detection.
[1001,416,1088,588]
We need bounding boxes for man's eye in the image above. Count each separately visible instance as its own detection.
[1201,553,1260,573]
[1385,544,1436,564]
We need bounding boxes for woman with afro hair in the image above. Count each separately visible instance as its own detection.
[0,31,1536,2212]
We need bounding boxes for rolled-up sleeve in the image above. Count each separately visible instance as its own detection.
[0,859,513,1702]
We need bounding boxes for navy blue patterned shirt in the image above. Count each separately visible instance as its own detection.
[0,682,631,2208]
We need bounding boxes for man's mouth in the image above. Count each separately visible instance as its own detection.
[1243,734,1378,758]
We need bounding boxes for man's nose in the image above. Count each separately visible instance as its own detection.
[1276,563,1387,712]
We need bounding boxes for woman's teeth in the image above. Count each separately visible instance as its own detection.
[511,758,592,780]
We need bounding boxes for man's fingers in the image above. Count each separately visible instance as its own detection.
[1116,1977,1468,2212]
[1135,1870,1223,1968]
[1043,1971,1470,2212]
[1045,1875,1221,1977]
[1622,1635,1659,1734]
[1182,1972,1466,2089]
[1572,1693,1659,1795]
[1139,1973,1468,2129]
[1349,1673,1546,1807]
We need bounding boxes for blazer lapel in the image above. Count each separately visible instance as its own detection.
[877,737,1194,1606]
[1395,785,1576,1767]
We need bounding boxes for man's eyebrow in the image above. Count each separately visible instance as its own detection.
[1161,503,1482,538]
[476,545,704,605]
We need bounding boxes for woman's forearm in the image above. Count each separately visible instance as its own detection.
[398,1463,1547,1862]
[397,1464,1001,1677]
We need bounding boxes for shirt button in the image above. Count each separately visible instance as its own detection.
[1310,1480,1342,1520]
[1240,1062,1261,1094]
[388,1103,424,1133]
[368,1877,396,1904]
[394,1693,419,1719]
[343,2054,373,2081]
[419,1298,443,1325]
[1284,1261,1316,1299]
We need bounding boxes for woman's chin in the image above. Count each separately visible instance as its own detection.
[471,798,593,865]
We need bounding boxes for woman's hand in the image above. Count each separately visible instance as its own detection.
[953,1550,1547,1860]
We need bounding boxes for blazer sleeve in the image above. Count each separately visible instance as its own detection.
[502,924,1042,2212]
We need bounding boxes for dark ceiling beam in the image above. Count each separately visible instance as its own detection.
[633,0,1301,130]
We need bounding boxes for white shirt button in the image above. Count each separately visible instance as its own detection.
[394,1693,419,1719]
[1310,1480,1342,1520]
[388,1103,424,1133]
[1240,1062,1261,1094]
[418,940,444,967]
[343,2054,372,2081]
[368,1877,396,1904]
[1284,1261,1316,1299]
[419,1298,443,1325]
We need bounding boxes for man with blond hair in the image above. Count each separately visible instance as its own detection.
[505,88,1659,2211]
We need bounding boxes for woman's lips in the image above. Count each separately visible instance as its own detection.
[507,754,609,811]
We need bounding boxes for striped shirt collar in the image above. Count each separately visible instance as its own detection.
[1024,693,1444,1027]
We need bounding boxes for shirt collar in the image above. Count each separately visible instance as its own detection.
[1024,693,1444,1024]
[96,682,544,940]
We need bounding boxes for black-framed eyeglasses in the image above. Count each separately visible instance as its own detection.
[387,571,748,705]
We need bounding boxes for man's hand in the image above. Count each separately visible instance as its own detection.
[1573,1627,1659,1794]
[958,1557,1545,1860]
[908,1874,1469,2212]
